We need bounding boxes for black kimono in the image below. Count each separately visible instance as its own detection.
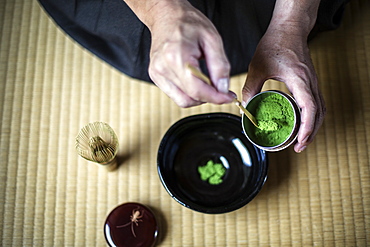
[38,0,349,82]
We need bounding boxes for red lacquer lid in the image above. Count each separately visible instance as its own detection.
[104,203,159,247]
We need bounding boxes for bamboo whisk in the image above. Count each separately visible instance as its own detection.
[75,122,119,166]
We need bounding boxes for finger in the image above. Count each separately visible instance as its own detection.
[242,69,266,104]
[156,76,204,108]
[316,90,326,132]
[287,81,318,153]
[182,65,236,104]
[308,71,326,139]
[294,84,326,152]
[151,55,229,106]
[149,63,203,108]
[199,30,231,94]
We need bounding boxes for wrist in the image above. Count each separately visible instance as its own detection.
[123,0,189,31]
[269,0,320,38]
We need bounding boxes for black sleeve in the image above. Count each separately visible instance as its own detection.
[37,0,350,82]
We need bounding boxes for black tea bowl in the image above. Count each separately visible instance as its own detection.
[157,113,268,214]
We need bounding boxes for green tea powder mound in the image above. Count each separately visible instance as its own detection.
[198,160,226,185]
[253,93,295,146]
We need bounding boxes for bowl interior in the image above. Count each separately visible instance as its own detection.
[157,113,268,214]
[243,91,297,148]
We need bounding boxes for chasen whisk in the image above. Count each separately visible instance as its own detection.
[76,122,119,169]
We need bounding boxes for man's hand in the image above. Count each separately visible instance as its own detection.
[242,0,326,153]
[123,0,235,107]
[147,1,235,107]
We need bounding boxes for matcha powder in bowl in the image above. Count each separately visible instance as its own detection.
[242,90,301,152]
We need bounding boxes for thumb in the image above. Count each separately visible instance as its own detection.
[242,71,265,104]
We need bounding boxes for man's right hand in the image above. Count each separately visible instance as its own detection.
[124,0,236,107]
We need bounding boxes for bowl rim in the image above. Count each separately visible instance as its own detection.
[157,112,268,214]
[242,90,301,151]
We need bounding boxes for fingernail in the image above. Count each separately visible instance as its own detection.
[216,78,229,93]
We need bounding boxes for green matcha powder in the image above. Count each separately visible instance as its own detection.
[198,160,226,185]
[252,93,295,147]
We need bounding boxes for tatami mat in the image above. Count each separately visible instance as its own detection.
[0,0,369,246]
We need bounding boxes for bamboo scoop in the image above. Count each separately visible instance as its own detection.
[186,63,259,127]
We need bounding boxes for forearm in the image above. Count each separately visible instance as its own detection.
[122,0,188,31]
[269,0,321,37]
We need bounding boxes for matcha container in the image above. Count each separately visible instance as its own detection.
[242,90,301,152]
